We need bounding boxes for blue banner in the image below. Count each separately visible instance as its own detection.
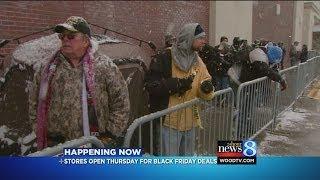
[0,156,319,179]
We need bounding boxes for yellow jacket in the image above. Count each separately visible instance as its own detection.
[163,51,214,131]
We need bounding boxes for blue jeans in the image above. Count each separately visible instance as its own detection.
[162,126,196,156]
[215,76,230,91]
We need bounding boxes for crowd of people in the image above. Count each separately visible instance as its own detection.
[28,16,310,156]
[195,36,307,92]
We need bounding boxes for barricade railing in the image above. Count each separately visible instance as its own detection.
[27,136,104,157]
[235,77,277,140]
[123,88,234,156]
[235,56,320,140]
[308,50,320,59]
[295,56,320,99]
[276,66,299,116]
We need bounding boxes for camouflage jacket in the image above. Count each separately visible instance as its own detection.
[29,44,130,143]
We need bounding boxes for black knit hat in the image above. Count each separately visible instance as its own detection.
[194,24,205,39]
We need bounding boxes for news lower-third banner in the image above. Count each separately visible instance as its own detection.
[0,156,320,179]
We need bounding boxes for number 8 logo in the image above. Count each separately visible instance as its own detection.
[243,141,257,157]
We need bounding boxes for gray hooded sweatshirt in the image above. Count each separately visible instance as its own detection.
[171,23,206,72]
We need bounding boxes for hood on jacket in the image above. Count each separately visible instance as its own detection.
[171,23,205,72]
[249,48,268,64]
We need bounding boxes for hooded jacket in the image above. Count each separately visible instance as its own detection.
[172,23,205,72]
[145,23,214,131]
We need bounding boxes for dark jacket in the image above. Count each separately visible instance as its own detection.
[300,49,308,63]
[198,44,233,77]
[280,47,286,69]
[213,46,233,77]
[145,49,172,113]
[198,44,215,78]
[239,47,285,84]
[230,45,242,65]
[239,61,284,83]
[145,48,213,116]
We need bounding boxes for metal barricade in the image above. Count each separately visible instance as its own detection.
[235,56,320,141]
[296,57,319,98]
[235,77,277,140]
[296,62,307,98]
[27,136,105,157]
[123,88,234,156]
[307,57,320,83]
[308,50,320,59]
[277,66,299,115]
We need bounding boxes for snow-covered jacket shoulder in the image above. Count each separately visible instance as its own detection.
[249,48,268,64]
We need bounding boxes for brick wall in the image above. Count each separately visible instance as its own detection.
[252,1,294,68]
[0,1,209,67]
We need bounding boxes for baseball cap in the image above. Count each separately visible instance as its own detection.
[54,16,91,37]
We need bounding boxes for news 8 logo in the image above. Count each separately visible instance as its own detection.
[242,140,257,157]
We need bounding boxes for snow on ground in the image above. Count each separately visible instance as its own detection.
[257,108,307,155]
[0,125,9,139]
[2,138,14,146]
[275,108,311,132]
[258,89,320,156]
[22,131,36,145]
[0,126,14,146]
[0,125,36,155]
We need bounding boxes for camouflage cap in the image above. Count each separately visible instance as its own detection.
[54,16,91,37]
[165,34,175,42]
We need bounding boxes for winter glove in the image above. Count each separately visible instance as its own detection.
[164,78,180,95]
[280,79,287,91]
[164,75,194,96]
[177,74,195,96]
[200,79,214,94]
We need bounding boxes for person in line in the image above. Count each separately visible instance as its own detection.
[299,44,308,63]
[289,41,300,66]
[145,23,214,156]
[29,16,130,150]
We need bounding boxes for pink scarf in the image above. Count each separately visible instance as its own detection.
[36,47,96,150]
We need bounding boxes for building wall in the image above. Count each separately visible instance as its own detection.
[303,8,314,50]
[211,1,252,45]
[303,1,320,50]
[293,1,304,46]
[0,1,209,57]
[208,1,216,45]
[252,1,295,68]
